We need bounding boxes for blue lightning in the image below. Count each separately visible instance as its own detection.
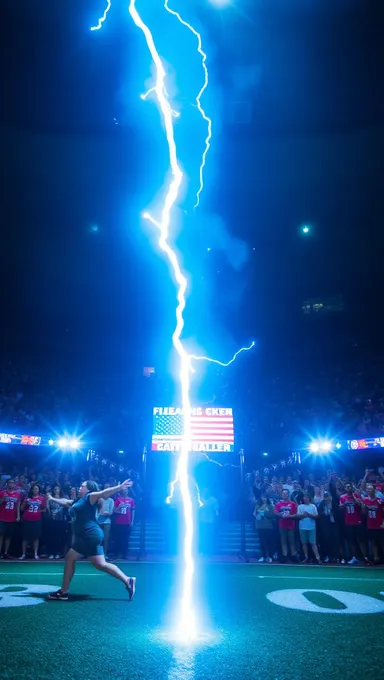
[128,0,197,642]
[190,341,255,368]
[164,1,212,209]
[90,0,112,31]
[125,0,254,644]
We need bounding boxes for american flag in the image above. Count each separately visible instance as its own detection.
[152,411,234,446]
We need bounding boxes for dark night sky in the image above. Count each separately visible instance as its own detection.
[1,0,384,377]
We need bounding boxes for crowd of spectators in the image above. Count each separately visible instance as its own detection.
[0,463,140,560]
[2,456,383,566]
[2,350,384,452]
[251,467,384,565]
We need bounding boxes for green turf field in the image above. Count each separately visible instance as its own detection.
[0,562,383,680]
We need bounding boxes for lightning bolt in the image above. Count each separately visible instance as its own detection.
[102,0,254,644]
[90,0,112,31]
[163,1,212,209]
[128,0,197,642]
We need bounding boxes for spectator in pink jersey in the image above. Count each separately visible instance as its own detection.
[275,489,298,562]
[339,483,369,565]
[113,488,135,559]
[19,484,46,560]
[0,479,21,558]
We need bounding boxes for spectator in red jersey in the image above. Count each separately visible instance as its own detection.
[113,488,135,559]
[275,489,298,562]
[0,479,21,559]
[362,484,384,564]
[339,482,369,565]
[19,484,46,560]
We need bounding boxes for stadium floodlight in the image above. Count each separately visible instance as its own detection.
[309,439,333,455]
[262,452,268,457]
[48,439,54,446]
[57,436,81,451]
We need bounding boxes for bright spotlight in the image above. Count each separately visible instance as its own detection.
[48,439,54,446]
[262,452,268,457]
[309,442,319,453]
[58,438,68,449]
[69,438,80,450]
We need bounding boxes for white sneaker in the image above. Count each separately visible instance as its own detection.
[49,555,55,560]
[324,556,329,563]
[34,555,39,560]
[266,557,272,563]
[55,554,61,560]
[258,557,265,563]
[18,555,26,561]
[348,556,359,565]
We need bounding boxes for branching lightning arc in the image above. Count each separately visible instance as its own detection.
[163,1,212,209]
[90,0,112,31]
[93,0,254,642]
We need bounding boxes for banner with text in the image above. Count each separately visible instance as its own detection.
[151,407,234,452]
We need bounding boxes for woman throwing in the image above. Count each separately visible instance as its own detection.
[47,479,136,601]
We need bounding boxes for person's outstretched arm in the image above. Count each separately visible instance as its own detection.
[89,480,132,505]
[47,495,73,508]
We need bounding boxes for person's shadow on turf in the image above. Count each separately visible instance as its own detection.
[45,594,128,602]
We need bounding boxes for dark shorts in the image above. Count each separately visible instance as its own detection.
[345,524,365,542]
[22,520,42,541]
[0,521,17,538]
[300,528,316,544]
[72,528,104,558]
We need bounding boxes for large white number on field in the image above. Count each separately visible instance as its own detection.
[267,589,384,614]
[0,584,55,608]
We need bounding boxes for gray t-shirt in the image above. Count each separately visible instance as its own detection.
[298,503,318,530]
[97,497,114,525]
